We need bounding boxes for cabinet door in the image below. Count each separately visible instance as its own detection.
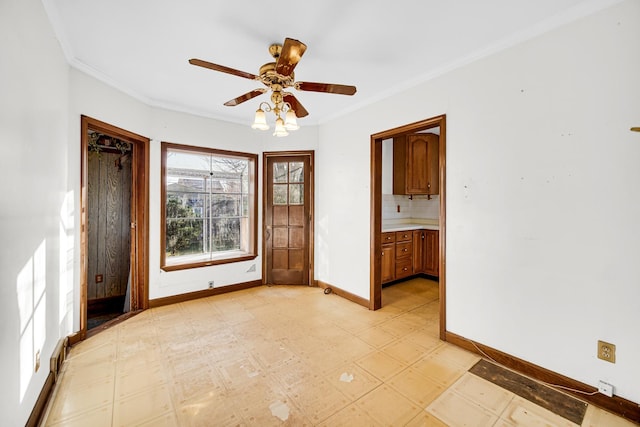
[424,230,439,277]
[413,230,425,274]
[381,244,395,283]
[393,134,439,195]
[406,135,429,193]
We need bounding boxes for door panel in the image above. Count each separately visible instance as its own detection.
[265,154,312,285]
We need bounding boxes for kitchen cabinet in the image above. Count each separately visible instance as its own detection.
[412,229,439,277]
[393,133,439,195]
[423,229,439,277]
[381,232,395,283]
[413,230,425,274]
[395,232,413,280]
[381,228,438,284]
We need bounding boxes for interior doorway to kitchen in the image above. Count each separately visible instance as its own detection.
[370,114,446,340]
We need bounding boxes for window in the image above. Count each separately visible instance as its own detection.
[161,143,258,270]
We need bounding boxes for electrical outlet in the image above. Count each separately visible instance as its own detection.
[597,340,616,363]
[35,350,40,372]
[208,280,214,289]
[598,380,614,397]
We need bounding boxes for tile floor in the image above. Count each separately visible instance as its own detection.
[41,278,637,426]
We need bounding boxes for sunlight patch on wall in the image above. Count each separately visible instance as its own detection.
[59,190,75,334]
[17,240,47,402]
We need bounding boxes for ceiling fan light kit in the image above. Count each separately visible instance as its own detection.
[189,37,356,137]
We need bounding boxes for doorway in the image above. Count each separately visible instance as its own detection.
[263,151,314,285]
[370,115,446,340]
[80,116,149,338]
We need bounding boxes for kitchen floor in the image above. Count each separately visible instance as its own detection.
[41,279,635,426]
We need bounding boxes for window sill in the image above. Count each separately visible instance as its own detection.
[161,252,258,272]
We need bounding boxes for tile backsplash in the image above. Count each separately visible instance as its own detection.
[382,194,439,220]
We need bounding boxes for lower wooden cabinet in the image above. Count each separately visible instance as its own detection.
[381,241,395,283]
[381,228,438,284]
[423,229,439,277]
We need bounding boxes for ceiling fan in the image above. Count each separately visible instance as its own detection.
[189,38,356,135]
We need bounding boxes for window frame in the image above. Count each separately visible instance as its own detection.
[160,142,258,271]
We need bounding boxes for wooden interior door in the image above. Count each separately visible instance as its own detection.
[265,154,312,285]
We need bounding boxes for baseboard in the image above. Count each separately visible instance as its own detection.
[446,331,640,423]
[316,280,369,308]
[26,337,71,427]
[149,280,262,308]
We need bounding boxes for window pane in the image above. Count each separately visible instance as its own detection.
[274,162,288,183]
[273,184,288,205]
[163,144,257,269]
[211,218,240,251]
[242,194,249,216]
[289,162,304,183]
[289,184,303,205]
[166,193,204,218]
[166,218,204,256]
[212,194,240,217]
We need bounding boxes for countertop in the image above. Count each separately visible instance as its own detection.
[382,219,439,232]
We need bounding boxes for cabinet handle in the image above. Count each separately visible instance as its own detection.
[427,183,431,188]
[403,248,408,252]
[403,267,408,271]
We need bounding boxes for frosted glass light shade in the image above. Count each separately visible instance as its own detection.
[251,108,269,130]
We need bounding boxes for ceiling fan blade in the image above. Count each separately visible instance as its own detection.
[189,58,258,81]
[223,89,267,106]
[283,93,309,118]
[276,38,307,77]
[296,81,357,96]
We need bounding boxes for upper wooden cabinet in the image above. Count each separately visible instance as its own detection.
[393,133,439,195]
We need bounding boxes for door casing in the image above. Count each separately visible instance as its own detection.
[78,115,150,340]
[370,114,446,340]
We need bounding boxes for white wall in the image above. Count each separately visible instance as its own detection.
[0,0,72,425]
[317,0,640,402]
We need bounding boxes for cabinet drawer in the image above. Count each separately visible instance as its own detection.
[395,231,412,242]
[395,241,412,258]
[382,232,396,244]
[395,258,413,278]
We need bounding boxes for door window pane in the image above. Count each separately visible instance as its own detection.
[289,162,304,183]
[274,162,288,183]
[273,184,288,205]
[289,184,303,205]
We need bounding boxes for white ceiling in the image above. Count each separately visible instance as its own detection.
[42,0,615,127]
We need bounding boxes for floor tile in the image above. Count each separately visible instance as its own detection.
[317,403,382,427]
[581,405,639,427]
[499,396,580,426]
[356,350,407,381]
[382,337,432,365]
[405,409,450,427]
[326,363,383,401]
[112,384,174,427]
[46,403,112,427]
[450,372,514,415]
[356,384,423,426]
[45,376,114,424]
[427,389,499,427]
[411,353,467,387]
[388,367,446,407]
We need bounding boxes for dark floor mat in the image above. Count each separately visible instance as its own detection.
[469,359,587,425]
